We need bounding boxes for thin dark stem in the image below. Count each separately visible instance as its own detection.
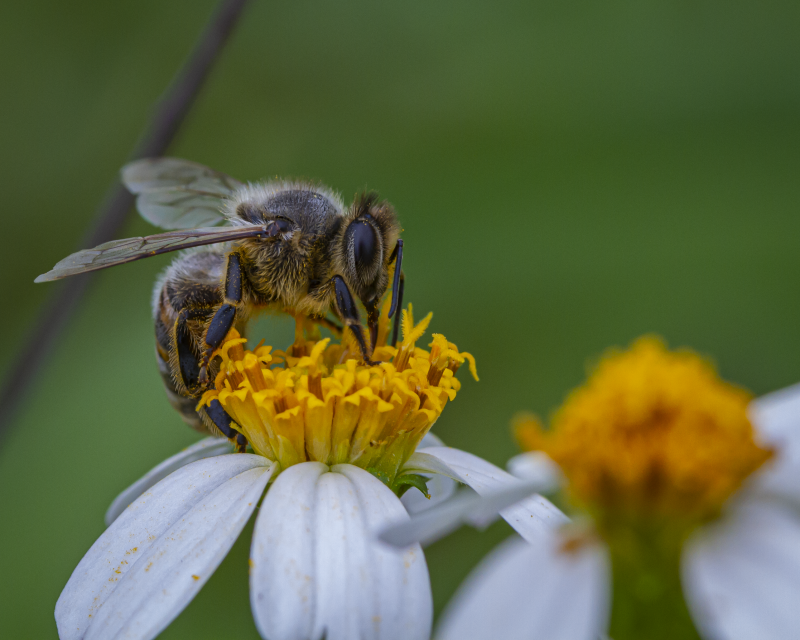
[0,0,252,446]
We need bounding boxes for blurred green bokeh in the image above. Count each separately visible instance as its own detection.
[1,0,799,637]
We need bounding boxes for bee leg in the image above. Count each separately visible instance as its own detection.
[390,272,404,347]
[171,308,247,451]
[365,300,380,351]
[198,252,243,386]
[387,239,404,318]
[387,240,405,347]
[204,400,248,452]
[173,307,211,393]
[332,275,378,365]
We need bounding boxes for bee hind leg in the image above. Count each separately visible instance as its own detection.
[204,400,248,453]
[170,308,248,452]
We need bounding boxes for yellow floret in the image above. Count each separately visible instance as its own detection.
[200,303,477,484]
[516,336,771,522]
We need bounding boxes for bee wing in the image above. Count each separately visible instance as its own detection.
[121,158,244,229]
[35,226,266,282]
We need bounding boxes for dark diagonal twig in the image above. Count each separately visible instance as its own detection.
[0,0,252,446]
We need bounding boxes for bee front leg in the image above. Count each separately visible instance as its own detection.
[390,273,405,347]
[198,251,243,387]
[331,275,378,365]
[387,240,405,347]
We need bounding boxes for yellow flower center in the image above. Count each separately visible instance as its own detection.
[199,303,477,485]
[516,336,771,522]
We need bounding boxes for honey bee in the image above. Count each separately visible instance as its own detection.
[36,158,405,450]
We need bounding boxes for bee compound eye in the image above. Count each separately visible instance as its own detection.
[350,219,377,270]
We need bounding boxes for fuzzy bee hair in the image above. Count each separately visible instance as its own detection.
[224,180,346,227]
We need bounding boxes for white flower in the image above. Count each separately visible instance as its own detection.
[384,366,800,639]
[55,432,561,640]
[682,384,800,640]
[56,305,499,639]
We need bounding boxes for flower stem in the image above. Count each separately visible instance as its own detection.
[603,517,701,640]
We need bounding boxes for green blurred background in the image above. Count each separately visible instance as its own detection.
[1,0,799,636]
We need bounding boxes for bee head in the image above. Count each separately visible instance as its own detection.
[339,193,401,306]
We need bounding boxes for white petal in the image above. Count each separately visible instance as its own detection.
[507,451,564,486]
[322,465,432,640]
[250,463,432,640]
[311,472,371,639]
[381,479,553,548]
[418,431,445,448]
[747,454,800,506]
[105,436,234,526]
[749,382,800,445]
[56,454,272,640]
[250,461,326,640]
[85,467,272,640]
[405,447,568,542]
[437,532,610,640]
[683,500,800,640]
[748,384,800,504]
